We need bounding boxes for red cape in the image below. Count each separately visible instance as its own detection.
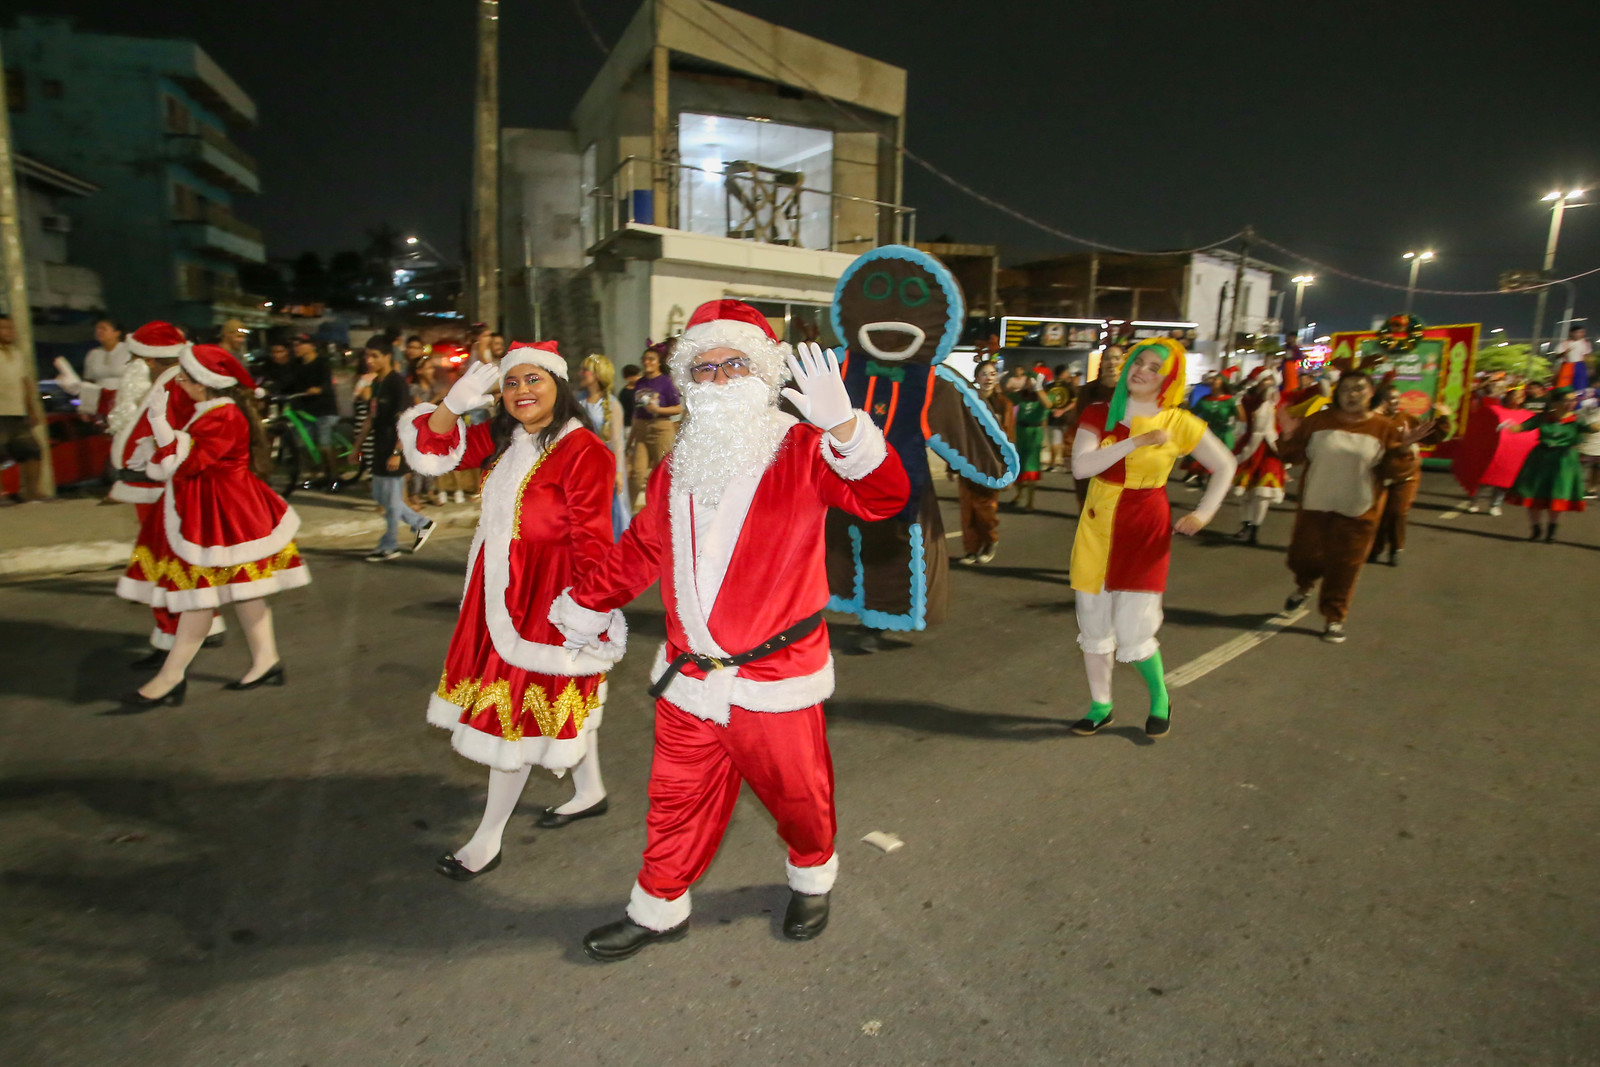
[1452,398,1538,494]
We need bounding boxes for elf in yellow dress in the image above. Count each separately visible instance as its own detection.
[1068,339,1237,738]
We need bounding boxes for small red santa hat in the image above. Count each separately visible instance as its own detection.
[180,344,257,392]
[671,299,791,391]
[499,339,567,382]
[128,321,189,359]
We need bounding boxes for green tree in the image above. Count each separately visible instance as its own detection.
[1474,344,1549,380]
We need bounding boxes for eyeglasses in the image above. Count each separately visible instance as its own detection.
[689,355,751,382]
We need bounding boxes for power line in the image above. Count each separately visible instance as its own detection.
[1253,234,1600,297]
[570,0,610,55]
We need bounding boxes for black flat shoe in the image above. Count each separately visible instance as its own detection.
[129,648,165,670]
[783,890,830,941]
[1070,712,1113,736]
[111,678,187,714]
[583,917,688,962]
[434,850,501,881]
[224,664,285,691]
[202,632,226,649]
[536,796,608,829]
[1145,712,1171,739]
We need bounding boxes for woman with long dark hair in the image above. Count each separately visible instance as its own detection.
[114,345,310,710]
[1507,386,1591,542]
[399,340,620,880]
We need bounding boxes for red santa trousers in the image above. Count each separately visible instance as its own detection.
[631,698,836,925]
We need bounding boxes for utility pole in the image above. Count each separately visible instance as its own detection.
[0,38,51,496]
[651,34,670,226]
[1528,194,1571,377]
[1224,226,1253,371]
[472,0,500,329]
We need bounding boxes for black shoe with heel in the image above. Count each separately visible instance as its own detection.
[110,678,187,714]
[434,851,501,882]
[129,648,165,670]
[536,796,608,829]
[224,664,285,691]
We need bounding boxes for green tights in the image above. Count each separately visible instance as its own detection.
[1083,650,1169,723]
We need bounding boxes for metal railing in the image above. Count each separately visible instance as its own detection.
[587,155,915,255]
[174,200,263,245]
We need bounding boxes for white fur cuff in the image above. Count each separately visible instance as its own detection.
[397,403,468,476]
[145,433,191,482]
[627,881,691,932]
[820,413,888,480]
[786,853,838,895]
[548,589,628,663]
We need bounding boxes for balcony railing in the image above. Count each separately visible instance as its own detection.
[168,128,260,193]
[174,201,263,245]
[587,155,915,256]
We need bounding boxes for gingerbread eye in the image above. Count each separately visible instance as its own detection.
[899,277,930,307]
[861,271,893,300]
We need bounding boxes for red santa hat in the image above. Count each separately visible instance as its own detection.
[670,299,792,394]
[180,344,257,392]
[499,339,567,382]
[128,321,189,359]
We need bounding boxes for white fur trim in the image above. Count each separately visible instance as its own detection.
[819,413,888,480]
[667,487,731,660]
[476,420,614,677]
[148,624,174,650]
[111,365,178,470]
[649,642,835,726]
[109,480,163,504]
[163,485,300,569]
[627,880,691,932]
[547,589,628,663]
[179,348,236,390]
[786,852,838,894]
[129,338,189,359]
[396,403,468,476]
[144,432,192,481]
[499,347,568,382]
[117,564,310,611]
[427,680,606,773]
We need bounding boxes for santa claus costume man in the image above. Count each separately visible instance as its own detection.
[551,300,909,961]
[114,346,310,709]
[396,340,620,881]
[60,322,228,663]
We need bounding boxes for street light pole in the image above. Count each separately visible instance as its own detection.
[471,0,500,329]
[1402,250,1433,316]
[1528,190,1582,376]
[1291,274,1314,341]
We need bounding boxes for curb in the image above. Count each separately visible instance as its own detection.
[0,504,480,580]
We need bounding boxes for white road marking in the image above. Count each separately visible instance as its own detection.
[1164,607,1310,689]
[1438,509,1462,520]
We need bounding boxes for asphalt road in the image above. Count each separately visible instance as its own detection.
[2,471,1596,1067]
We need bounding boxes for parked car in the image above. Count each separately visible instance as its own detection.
[0,405,111,495]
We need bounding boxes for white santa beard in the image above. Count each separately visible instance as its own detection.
[672,376,789,505]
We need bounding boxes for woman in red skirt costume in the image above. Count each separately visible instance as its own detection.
[115,345,310,710]
[399,341,621,881]
[1231,374,1287,544]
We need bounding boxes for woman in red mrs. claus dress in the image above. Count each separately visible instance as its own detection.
[398,341,622,881]
[114,345,309,711]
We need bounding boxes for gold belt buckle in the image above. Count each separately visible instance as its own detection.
[705,656,725,671]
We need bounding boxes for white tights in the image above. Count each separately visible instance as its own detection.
[451,730,606,872]
[140,599,280,698]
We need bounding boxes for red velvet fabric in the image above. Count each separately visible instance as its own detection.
[158,404,290,553]
[571,422,909,683]
[416,415,619,749]
[638,699,835,902]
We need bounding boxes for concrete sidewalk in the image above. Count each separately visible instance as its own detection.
[0,485,480,579]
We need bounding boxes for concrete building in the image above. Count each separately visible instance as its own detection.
[7,154,104,316]
[3,16,268,334]
[500,0,912,362]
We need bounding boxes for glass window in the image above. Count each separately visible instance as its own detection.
[676,113,833,249]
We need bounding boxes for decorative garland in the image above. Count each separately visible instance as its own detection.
[1374,314,1426,355]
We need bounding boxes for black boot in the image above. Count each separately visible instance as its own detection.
[1545,523,1558,543]
[1528,524,1542,541]
[783,891,831,941]
[583,917,689,962]
[1247,523,1259,546]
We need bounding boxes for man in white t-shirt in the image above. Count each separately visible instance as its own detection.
[1555,326,1592,392]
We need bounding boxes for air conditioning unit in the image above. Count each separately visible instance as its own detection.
[40,214,72,234]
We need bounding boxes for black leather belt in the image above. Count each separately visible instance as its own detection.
[648,611,824,698]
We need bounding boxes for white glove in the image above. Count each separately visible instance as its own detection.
[53,357,83,395]
[148,408,176,448]
[442,360,501,415]
[782,342,855,434]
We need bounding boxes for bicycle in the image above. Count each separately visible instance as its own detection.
[264,392,356,498]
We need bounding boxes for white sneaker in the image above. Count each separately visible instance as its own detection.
[411,520,437,554]
[364,549,402,563]
[1322,621,1347,644]
[1465,503,1480,513]
[1489,504,1502,517]
[453,490,466,504]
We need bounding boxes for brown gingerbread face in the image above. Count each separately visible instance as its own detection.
[837,255,954,364]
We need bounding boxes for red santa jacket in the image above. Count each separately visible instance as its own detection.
[560,416,909,723]
[109,365,196,504]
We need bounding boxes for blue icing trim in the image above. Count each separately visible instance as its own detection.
[826,520,927,632]
[831,245,966,366]
[928,365,1021,489]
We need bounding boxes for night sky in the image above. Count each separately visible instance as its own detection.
[16,0,1600,333]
